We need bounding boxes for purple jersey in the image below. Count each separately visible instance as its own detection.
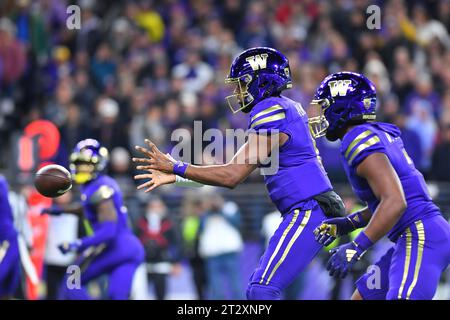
[62,174,144,300]
[80,175,131,234]
[248,96,332,214]
[341,122,441,240]
[0,176,17,240]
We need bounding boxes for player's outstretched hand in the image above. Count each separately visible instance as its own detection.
[132,139,175,173]
[134,169,176,193]
[313,217,355,246]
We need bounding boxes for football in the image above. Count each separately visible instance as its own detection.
[34,164,72,198]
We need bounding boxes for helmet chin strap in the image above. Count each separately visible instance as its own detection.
[241,105,253,113]
[262,81,276,98]
[325,126,347,141]
[74,172,94,184]
[325,100,353,141]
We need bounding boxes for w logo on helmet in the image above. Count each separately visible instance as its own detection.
[246,54,269,71]
[328,80,352,97]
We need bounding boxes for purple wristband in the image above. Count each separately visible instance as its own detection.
[347,211,367,229]
[353,231,374,253]
[173,161,189,177]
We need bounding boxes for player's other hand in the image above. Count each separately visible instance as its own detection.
[326,241,363,279]
[134,169,176,193]
[41,206,63,216]
[313,217,354,246]
[133,139,175,173]
[171,263,182,276]
[58,240,81,254]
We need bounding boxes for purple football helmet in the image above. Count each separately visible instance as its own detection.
[310,72,377,141]
[225,47,292,113]
[69,139,109,184]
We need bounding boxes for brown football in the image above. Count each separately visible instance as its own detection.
[34,164,72,198]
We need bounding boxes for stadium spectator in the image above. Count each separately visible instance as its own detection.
[431,121,450,181]
[60,102,92,151]
[180,193,208,300]
[198,194,243,300]
[109,147,135,197]
[172,49,214,95]
[405,97,438,172]
[92,97,128,150]
[43,191,79,300]
[0,17,26,89]
[133,0,165,44]
[136,197,182,300]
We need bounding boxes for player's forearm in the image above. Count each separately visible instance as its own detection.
[58,203,84,216]
[184,164,243,189]
[345,206,372,230]
[363,197,406,242]
[357,207,373,226]
[174,176,204,188]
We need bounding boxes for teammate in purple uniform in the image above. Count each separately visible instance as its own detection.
[43,139,144,299]
[310,72,450,300]
[0,176,21,299]
[132,47,345,300]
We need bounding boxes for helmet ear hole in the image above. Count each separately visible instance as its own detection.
[333,106,345,113]
[327,102,347,115]
[259,80,268,88]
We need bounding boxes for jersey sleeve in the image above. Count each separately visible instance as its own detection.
[248,104,286,133]
[89,185,115,205]
[342,126,387,169]
[0,177,8,199]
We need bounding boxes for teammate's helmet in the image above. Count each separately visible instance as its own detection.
[69,139,109,184]
[225,47,292,113]
[309,72,377,141]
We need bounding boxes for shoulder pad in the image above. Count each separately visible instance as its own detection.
[249,103,286,131]
[89,185,115,205]
[342,125,384,167]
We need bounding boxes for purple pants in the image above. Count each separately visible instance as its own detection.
[357,214,450,300]
[247,200,325,300]
[0,236,20,297]
[62,232,144,300]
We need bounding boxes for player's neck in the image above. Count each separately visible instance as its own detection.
[339,125,356,140]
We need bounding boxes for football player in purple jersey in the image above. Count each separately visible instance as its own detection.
[133,47,345,300]
[43,139,144,299]
[311,72,450,300]
[0,176,20,299]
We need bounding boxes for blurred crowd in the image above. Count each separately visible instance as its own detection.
[0,0,450,181]
[1,0,450,299]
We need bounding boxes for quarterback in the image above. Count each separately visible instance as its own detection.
[133,47,345,300]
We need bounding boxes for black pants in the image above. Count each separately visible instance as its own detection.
[189,257,207,300]
[147,272,167,300]
[45,264,67,300]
